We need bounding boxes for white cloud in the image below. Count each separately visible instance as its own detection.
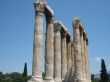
[95,57,101,63]
[108,66,110,69]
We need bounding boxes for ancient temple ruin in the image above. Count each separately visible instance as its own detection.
[28,0,91,82]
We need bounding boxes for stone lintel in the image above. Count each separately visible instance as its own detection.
[45,4,54,16]
[59,21,67,32]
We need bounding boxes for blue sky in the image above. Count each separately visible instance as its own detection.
[0,0,110,75]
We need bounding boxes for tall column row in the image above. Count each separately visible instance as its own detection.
[28,1,91,82]
[72,18,91,82]
[45,18,73,82]
[45,20,74,82]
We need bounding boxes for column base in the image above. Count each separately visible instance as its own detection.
[62,79,65,82]
[74,79,86,82]
[82,79,87,82]
[28,76,43,82]
[89,80,92,82]
[86,79,91,82]
[44,77,54,82]
[62,79,68,82]
[54,78,62,82]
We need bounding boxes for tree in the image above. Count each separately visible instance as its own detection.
[100,59,109,82]
[42,72,46,80]
[91,74,95,82]
[22,62,27,77]
[91,74,99,82]
[0,71,31,82]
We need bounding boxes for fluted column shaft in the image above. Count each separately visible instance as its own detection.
[86,40,91,82]
[81,32,86,81]
[71,42,75,82]
[54,24,61,82]
[67,41,72,82]
[32,2,44,81]
[73,26,83,82]
[45,18,54,81]
[61,32,67,82]
[84,37,88,81]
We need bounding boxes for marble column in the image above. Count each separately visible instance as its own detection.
[86,38,91,82]
[67,40,72,82]
[80,31,86,82]
[54,23,62,82]
[61,32,67,82]
[72,19,83,82]
[84,36,88,82]
[28,2,44,82]
[45,18,54,82]
[71,41,75,82]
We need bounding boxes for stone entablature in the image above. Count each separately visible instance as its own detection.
[28,1,91,82]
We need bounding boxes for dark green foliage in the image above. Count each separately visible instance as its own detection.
[22,62,27,77]
[42,72,46,80]
[91,74,99,82]
[100,59,109,82]
[0,72,30,82]
[0,63,29,82]
[0,72,22,82]
[91,74,95,82]
[109,75,110,82]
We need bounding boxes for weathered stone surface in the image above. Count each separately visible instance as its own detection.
[28,2,44,82]
[32,12,43,78]
[61,32,67,82]
[81,31,86,81]
[72,18,83,82]
[84,36,88,82]
[67,41,72,82]
[71,41,75,82]
[45,18,54,82]
[85,38,91,82]
[54,23,62,82]
[29,1,91,82]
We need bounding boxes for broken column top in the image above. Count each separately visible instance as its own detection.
[35,0,54,16]
[72,17,83,29]
[72,17,88,39]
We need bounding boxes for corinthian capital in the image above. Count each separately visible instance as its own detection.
[34,1,45,13]
[72,17,83,29]
[54,21,61,32]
